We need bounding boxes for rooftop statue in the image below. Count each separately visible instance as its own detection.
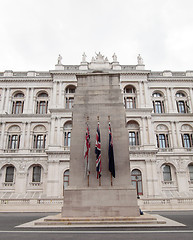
[82,52,87,62]
[112,53,118,62]
[137,54,144,65]
[57,54,62,65]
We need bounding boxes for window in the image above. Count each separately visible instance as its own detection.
[181,125,193,149]
[182,134,193,148]
[188,164,193,182]
[63,169,70,191]
[32,125,47,150]
[66,86,76,94]
[64,132,71,147]
[131,169,143,195]
[12,92,24,114]
[64,122,72,147]
[129,132,139,146]
[36,92,48,114]
[8,135,20,149]
[152,92,165,113]
[66,97,74,109]
[127,121,140,146]
[156,134,169,148]
[124,85,136,109]
[65,86,76,109]
[162,165,172,182]
[32,166,41,182]
[176,91,189,113]
[5,166,14,182]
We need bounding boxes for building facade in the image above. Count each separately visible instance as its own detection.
[0,53,193,209]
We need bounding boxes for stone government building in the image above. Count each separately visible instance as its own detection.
[0,52,193,210]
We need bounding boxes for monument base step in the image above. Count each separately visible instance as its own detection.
[34,213,166,226]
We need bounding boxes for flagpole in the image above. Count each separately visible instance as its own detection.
[111,173,113,186]
[88,175,89,187]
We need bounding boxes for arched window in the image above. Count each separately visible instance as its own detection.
[27,164,43,187]
[152,91,165,113]
[7,125,21,150]
[188,164,193,182]
[5,166,14,182]
[176,91,190,113]
[33,125,47,150]
[63,169,70,191]
[123,85,136,109]
[64,122,72,148]
[36,92,48,114]
[65,85,76,109]
[32,166,41,182]
[12,92,24,114]
[156,125,170,149]
[181,124,193,149]
[127,121,140,146]
[131,169,143,195]
[162,164,172,182]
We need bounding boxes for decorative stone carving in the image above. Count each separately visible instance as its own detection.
[156,124,168,131]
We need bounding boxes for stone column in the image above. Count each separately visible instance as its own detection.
[26,122,31,150]
[59,82,62,107]
[147,117,154,145]
[61,83,65,108]
[139,126,144,146]
[57,117,61,146]
[24,88,29,113]
[171,121,177,148]
[138,81,144,108]
[166,88,172,113]
[21,122,26,149]
[5,88,10,113]
[50,117,55,145]
[29,88,34,113]
[0,88,6,112]
[144,82,150,107]
[175,121,181,148]
[0,122,5,150]
[52,82,57,107]
[170,88,176,113]
[142,117,147,145]
[189,88,193,111]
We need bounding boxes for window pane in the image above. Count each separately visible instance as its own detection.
[184,134,191,148]
[163,165,172,181]
[32,166,41,182]
[64,170,69,189]
[129,132,136,145]
[39,101,46,114]
[126,97,134,109]
[67,132,71,146]
[5,166,14,182]
[189,165,193,181]
[178,101,185,113]
[159,134,166,148]
[154,101,162,113]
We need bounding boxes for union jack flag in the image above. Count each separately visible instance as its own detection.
[95,123,101,178]
[84,125,90,176]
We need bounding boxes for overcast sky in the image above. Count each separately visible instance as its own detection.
[1,0,193,72]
